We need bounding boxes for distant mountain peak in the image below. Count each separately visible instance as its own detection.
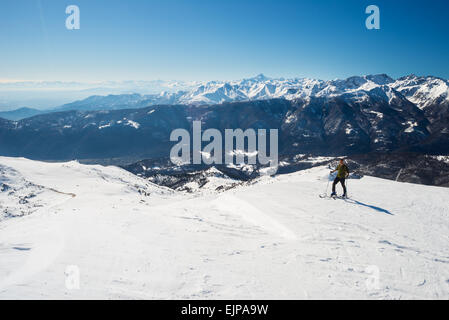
[364,73,394,84]
[246,74,270,81]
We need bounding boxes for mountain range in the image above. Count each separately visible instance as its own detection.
[53,74,449,111]
[1,73,448,119]
[0,73,448,163]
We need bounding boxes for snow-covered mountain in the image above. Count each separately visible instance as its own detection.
[2,74,448,121]
[48,74,449,112]
[0,156,448,299]
[1,73,448,161]
[391,75,449,109]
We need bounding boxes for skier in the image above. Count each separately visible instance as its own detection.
[330,159,349,198]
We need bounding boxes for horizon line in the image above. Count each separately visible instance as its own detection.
[0,73,447,86]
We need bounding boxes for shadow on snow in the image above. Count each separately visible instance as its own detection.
[344,198,394,215]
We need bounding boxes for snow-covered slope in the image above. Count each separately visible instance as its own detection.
[0,163,72,221]
[0,157,448,299]
[0,157,170,221]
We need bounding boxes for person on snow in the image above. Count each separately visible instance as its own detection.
[330,159,349,198]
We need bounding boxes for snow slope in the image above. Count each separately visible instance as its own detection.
[0,157,448,299]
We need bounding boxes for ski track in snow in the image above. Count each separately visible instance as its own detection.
[0,157,448,299]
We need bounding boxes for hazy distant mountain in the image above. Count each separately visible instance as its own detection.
[0,79,200,111]
[0,107,43,121]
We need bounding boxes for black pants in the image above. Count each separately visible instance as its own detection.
[332,177,346,195]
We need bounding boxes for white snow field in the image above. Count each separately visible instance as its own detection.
[0,156,448,300]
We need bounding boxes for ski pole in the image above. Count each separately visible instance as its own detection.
[346,174,349,197]
[320,174,331,198]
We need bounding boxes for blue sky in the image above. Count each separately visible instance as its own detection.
[0,0,448,81]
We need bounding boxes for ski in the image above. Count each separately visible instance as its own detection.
[319,194,349,200]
